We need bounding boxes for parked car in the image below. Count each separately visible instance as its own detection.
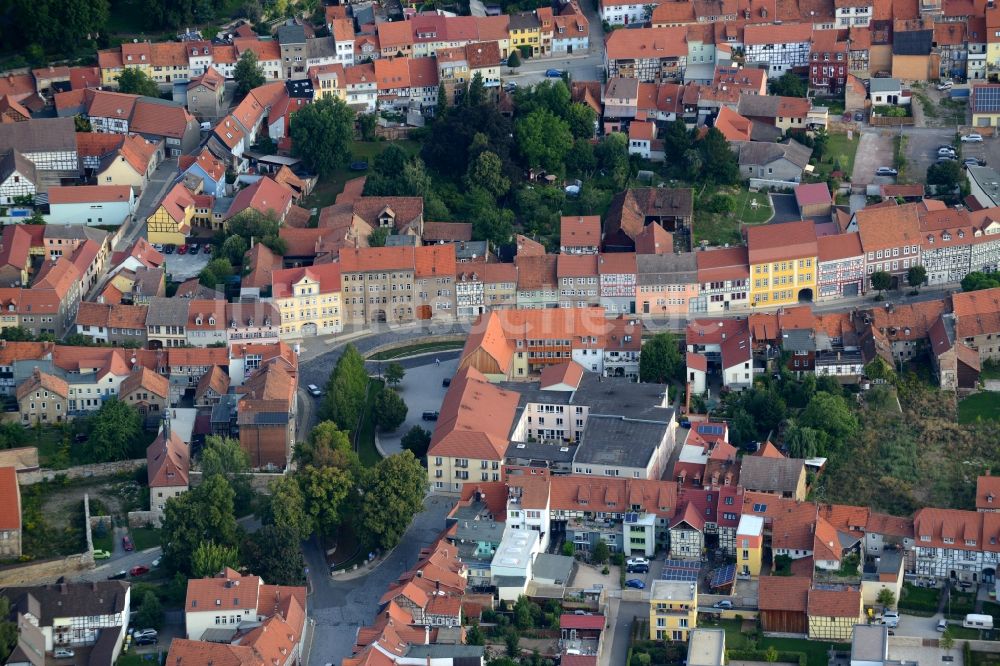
[626,557,649,567]
[93,549,111,560]
[188,243,199,254]
[961,133,984,143]
[937,155,958,162]
[54,649,75,659]
[625,579,646,589]
[177,244,188,255]
[307,384,322,397]
[203,243,213,254]
[133,629,158,640]
[107,570,127,580]
[129,565,149,576]
[937,619,948,632]
[122,535,134,551]
[713,600,733,609]
[442,377,451,387]
[164,244,176,254]
[875,167,898,176]
[964,158,985,168]
[545,69,563,77]
[937,147,957,156]
[937,81,953,90]
[152,243,164,252]
[422,411,440,421]
[134,635,158,646]
[882,611,899,628]
[627,564,649,573]
[152,557,161,567]
[573,610,593,616]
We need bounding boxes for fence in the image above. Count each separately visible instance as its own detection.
[748,178,800,191]
[870,115,916,127]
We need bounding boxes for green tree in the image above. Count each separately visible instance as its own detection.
[135,590,163,630]
[25,210,46,225]
[591,540,610,564]
[926,160,964,194]
[0,327,35,342]
[368,227,389,247]
[799,391,858,453]
[360,451,426,550]
[10,0,109,53]
[561,541,575,556]
[220,235,249,265]
[516,109,572,172]
[662,120,693,165]
[299,464,353,536]
[596,133,630,190]
[0,595,18,661]
[241,524,305,585]
[373,387,407,432]
[199,257,234,289]
[74,115,92,132]
[473,203,515,248]
[769,71,807,97]
[358,112,377,140]
[907,265,927,291]
[200,435,252,507]
[321,345,369,433]
[565,103,596,140]
[295,421,356,469]
[783,422,822,458]
[384,362,405,386]
[940,628,955,654]
[400,425,431,459]
[506,50,521,71]
[262,474,312,541]
[234,49,266,100]
[566,139,597,177]
[765,646,779,663]
[864,357,897,385]
[467,151,511,199]
[84,398,142,462]
[961,271,1000,292]
[466,622,485,646]
[697,127,740,185]
[639,332,682,384]
[870,270,892,297]
[192,540,240,578]
[877,588,896,609]
[436,83,448,110]
[116,68,160,97]
[291,96,355,177]
[465,72,486,107]
[161,474,240,576]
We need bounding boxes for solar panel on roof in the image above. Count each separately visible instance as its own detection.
[661,567,699,582]
[625,513,639,523]
[710,564,736,588]
[663,559,701,569]
[974,86,1000,113]
[698,424,724,436]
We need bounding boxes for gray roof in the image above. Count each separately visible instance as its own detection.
[3,582,129,625]
[44,225,108,243]
[306,36,337,59]
[405,645,486,659]
[493,575,527,588]
[636,252,697,286]
[509,11,541,29]
[606,77,639,100]
[132,266,164,297]
[455,241,489,261]
[0,149,38,187]
[738,456,805,494]
[850,624,888,664]
[781,328,816,353]
[0,117,76,156]
[532,553,574,584]
[573,373,671,421]
[453,516,505,543]
[737,94,780,118]
[749,121,783,143]
[277,23,307,45]
[574,416,671,469]
[868,77,901,93]
[385,234,417,247]
[738,139,811,169]
[145,296,191,326]
[505,439,576,464]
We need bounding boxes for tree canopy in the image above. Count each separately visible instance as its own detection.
[360,451,426,550]
[290,96,355,177]
[961,271,1000,292]
[83,398,143,462]
[234,50,266,100]
[321,344,370,434]
[769,71,807,97]
[373,387,408,432]
[9,0,108,53]
[161,474,240,576]
[116,68,160,98]
[639,333,682,384]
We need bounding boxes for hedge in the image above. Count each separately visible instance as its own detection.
[727,648,808,666]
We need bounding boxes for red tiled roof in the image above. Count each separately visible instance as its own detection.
[0,466,20,530]
[746,220,817,264]
[817,232,863,262]
[48,185,132,205]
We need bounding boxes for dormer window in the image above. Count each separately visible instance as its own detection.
[920,535,930,542]
[943,537,954,544]
[196,316,203,325]
[208,316,215,325]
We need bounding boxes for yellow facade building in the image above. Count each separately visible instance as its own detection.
[649,580,698,642]
[807,588,864,641]
[509,12,542,57]
[147,182,194,246]
[271,264,344,339]
[736,514,764,577]
[746,220,818,308]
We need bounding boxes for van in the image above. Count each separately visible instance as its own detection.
[963,614,994,630]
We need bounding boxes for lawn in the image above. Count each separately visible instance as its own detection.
[958,392,1000,424]
[735,189,773,225]
[972,651,1000,666]
[760,637,850,666]
[981,361,1000,380]
[357,378,386,467]
[115,652,163,666]
[899,582,942,613]
[816,131,860,180]
[128,527,162,552]
[944,624,981,639]
[368,340,465,361]
[694,209,742,246]
[301,140,422,211]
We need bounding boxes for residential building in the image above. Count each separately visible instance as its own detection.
[735,514,764,576]
[16,368,68,424]
[237,359,297,470]
[598,0,649,26]
[0,117,80,191]
[605,27,688,82]
[119,366,170,426]
[598,252,637,315]
[740,455,808,500]
[186,67,226,120]
[852,203,923,288]
[46,185,136,227]
[977,474,1000,512]
[271,263,342,338]
[972,83,1000,126]
[817,232,865,300]
[808,588,864,640]
[553,3,590,55]
[636,253,698,318]
[557,255,600,309]
[687,629,726,666]
[836,0,873,27]
[517,255,559,309]
[414,244,457,320]
[0,466,21,558]
[692,247,750,313]
[146,425,189,525]
[483,262,517,310]
[952,287,1000,364]
[146,182,194,246]
[747,220,819,307]
[145,297,190,348]
[743,24,813,78]
[809,30,849,93]
[648,580,697,641]
[561,216,601,255]
[737,140,813,183]
[0,149,38,204]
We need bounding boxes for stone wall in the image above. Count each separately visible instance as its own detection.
[17,459,146,486]
[127,511,158,528]
[0,447,39,471]
[0,554,92,586]
[189,470,282,493]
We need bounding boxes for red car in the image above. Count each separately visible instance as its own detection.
[122,536,134,551]
[177,244,188,255]
[129,565,149,576]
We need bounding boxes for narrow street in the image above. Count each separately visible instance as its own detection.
[113,157,177,252]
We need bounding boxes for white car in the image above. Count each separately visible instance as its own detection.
[133,628,158,639]
[961,133,984,143]
[937,147,957,156]
[626,557,650,567]
[937,81,953,91]
[308,384,322,397]
[875,167,898,176]
[54,649,75,659]
[882,611,899,628]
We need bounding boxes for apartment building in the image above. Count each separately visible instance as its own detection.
[560,216,601,254]
[636,253,698,318]
[516,255,559,309]
[817,232,865,300]
[598,253,637,314]
[649,581,697,641]
[746,221,819,308]
[271,263,343,338]
[852,203,922,288]
[952,287,1000,364]
[557,254,600,309]
[743,24,813,78]
[605,27,688,82]
[692,247,750,313]
[482,262,517,310]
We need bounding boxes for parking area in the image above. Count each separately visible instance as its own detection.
[570,561,622,591]
[903,128,957,183]
[853,131,895,186]
[768,194,801,223]
[375,356,458,456]
[959,133,999,169]
[162,246,210,282]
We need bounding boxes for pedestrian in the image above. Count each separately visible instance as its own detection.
[435,358,440,366]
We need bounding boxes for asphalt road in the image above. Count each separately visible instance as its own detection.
[304,494,454,666]
[115,158,177,252]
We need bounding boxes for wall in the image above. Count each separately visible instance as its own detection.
[17,459,146,485]
[0,492,94,586]
[188,469,282,493]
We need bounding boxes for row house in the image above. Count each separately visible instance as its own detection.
[0,117,80,190]
[133,346,230,400]
[934,22,968,79]
[456,268,485,318]
[912,508,1000,584]
[850,202,923,289]
[809,30,849,93]
[691,246,750,313]
[331,19,356,66]
[817,232,865,300]
[557,254,601,309]
[743,23,813,78]
[408,57,441,110]
[437,42,501,106]
[75,302,149,346]
[636,253,699,318]
[969,209,1000,274]
[747,220,819,308]
[270,263,343,338]
[186,301,281,347]
[560,215,601,255]
[483,262,518,310]
[920,208,978,285]
[848,27,872,75]
[552,3,590,55]
[967,16,987,81]
[605,27,688,83]
[374,57,414,112]
[835,0,873,28]
[234,38,283,81]
[952,288,1000,365]
[309,63,347,102]
[345,63,378,112]
[599,252,637,314]
[599,0,651,26]
[516,255,559,309]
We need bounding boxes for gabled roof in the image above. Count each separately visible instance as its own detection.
[48,185,132,205]
[146,429,189,488]
[428,368,521,459]
[196,365,231,401]
[16,367,68,400]
[130,98,195,140]
[225,177,294,221]
[606,26,688,59]
[739,456,804,494]
[0,466,20,531]
[121,367,170,400]
[758,575,810,611]
[746,220,818,264]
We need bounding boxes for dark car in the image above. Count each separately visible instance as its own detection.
[627,564,649,573]
[134,635,158,646]
[625,579,646,589]
[107,570,127,581]
[122,535,134,551]
[188,243,199,254]
[422,411,440,421]
[164,244,176,254]
[545,69,563,77]
[442,377,451,387]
